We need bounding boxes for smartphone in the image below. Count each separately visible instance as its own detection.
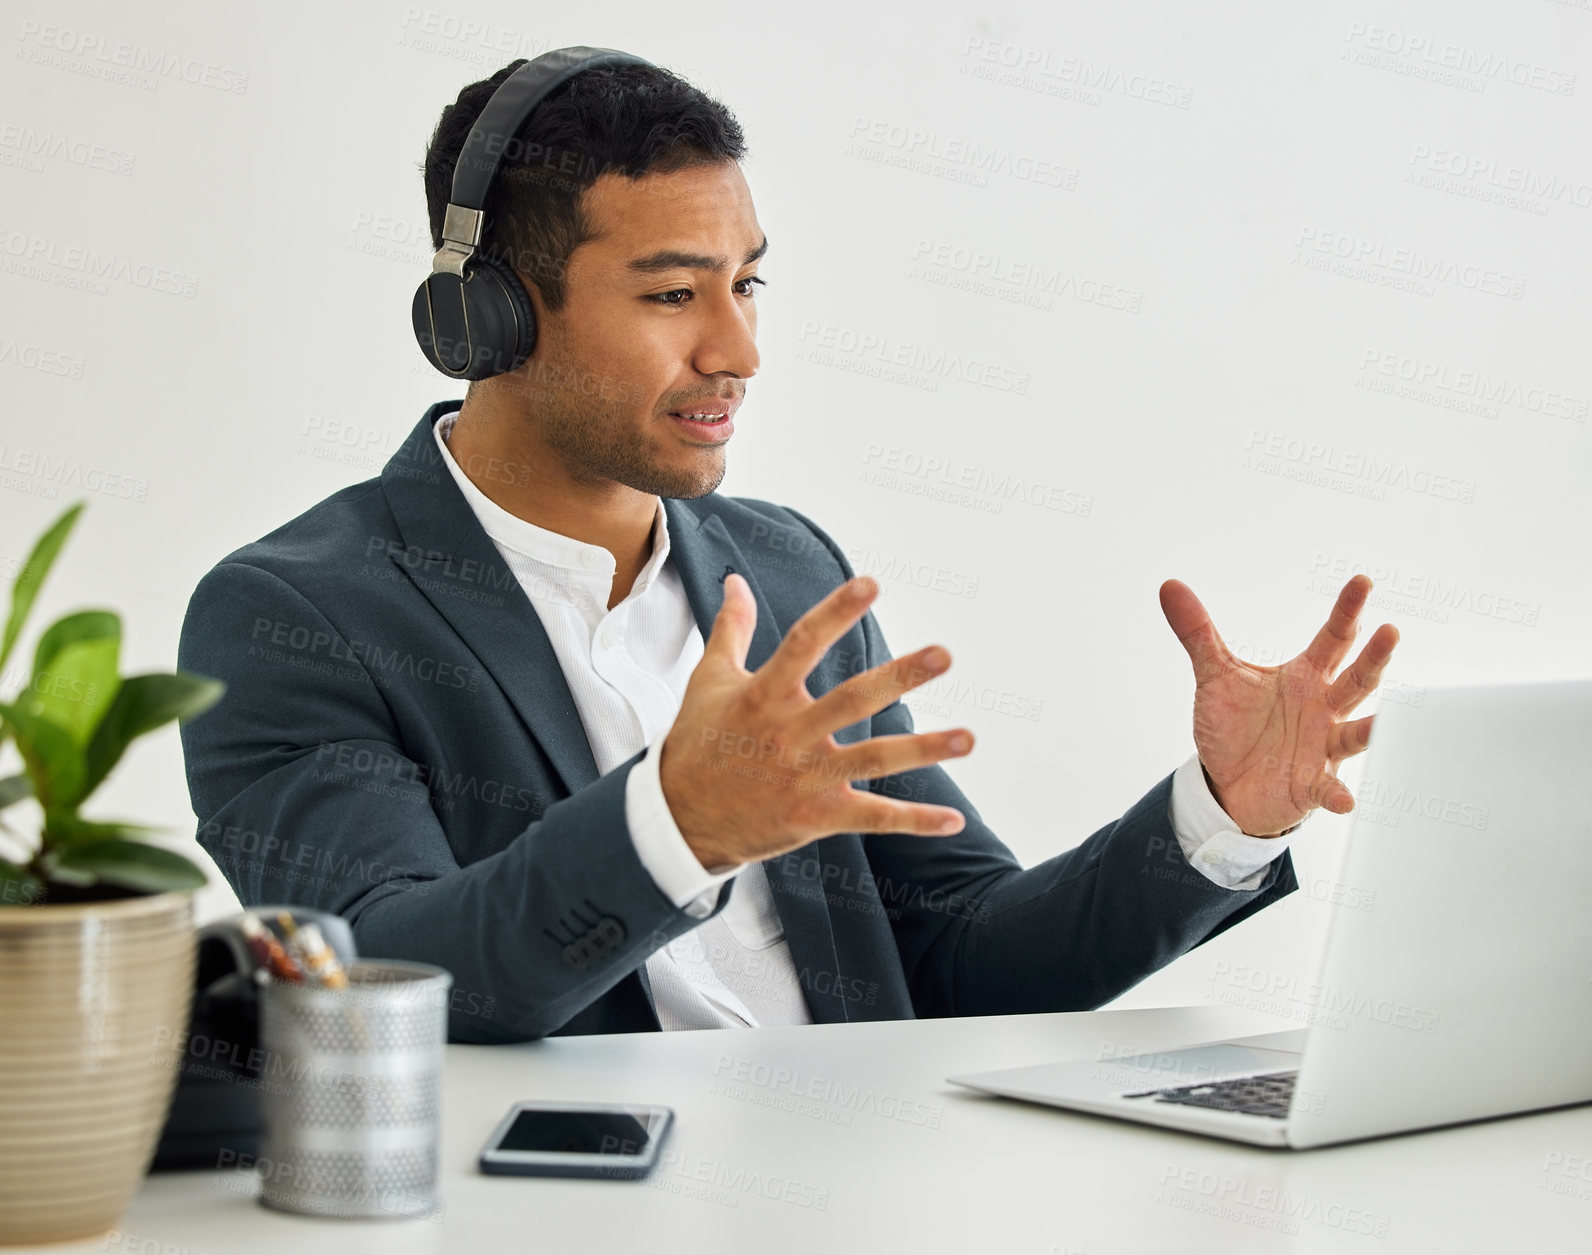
[478,1100,675,1179]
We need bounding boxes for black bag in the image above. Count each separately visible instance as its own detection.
[148,906,358,1171]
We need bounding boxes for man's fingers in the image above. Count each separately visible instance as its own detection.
[754,575,878,698]
[788,646,950,743]
[821,727,974,787]
[1159,579,1231,686]
[702,572,758,672]
[1302,575,1370,675]
[1326,623,1400,714]
[844,788,966,836]
[1309,767,1356,814]
[1326,714,1374,761]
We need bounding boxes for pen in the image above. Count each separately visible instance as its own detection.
[240,911,304,983]
[289,921,349,989]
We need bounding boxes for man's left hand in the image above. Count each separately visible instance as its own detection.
[1160,574,1400,837]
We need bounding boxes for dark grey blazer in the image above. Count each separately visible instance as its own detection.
[176,401,1296,1043]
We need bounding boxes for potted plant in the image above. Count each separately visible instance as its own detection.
[0,501,225,1247]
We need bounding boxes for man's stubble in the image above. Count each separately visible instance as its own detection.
[521,322,728,501]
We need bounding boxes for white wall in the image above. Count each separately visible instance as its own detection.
[2,0,1587,1018]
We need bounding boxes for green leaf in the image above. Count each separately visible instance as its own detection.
[31,608,120,678]
[0,502,86,676]
[0,703,84,811]
[81,671,224,800]
[0,774,31,810]
[48,838,206,894]
[24,616,121,746]
[0,856,45,905]
[41,809,167,849]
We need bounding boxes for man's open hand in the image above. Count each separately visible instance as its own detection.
[1160,574,1400,837]
[657,573,974,870]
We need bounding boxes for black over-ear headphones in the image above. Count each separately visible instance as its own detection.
[412,45,653,381]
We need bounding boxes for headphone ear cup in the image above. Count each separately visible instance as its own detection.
[469,253,539,375]
[411,255,538,381]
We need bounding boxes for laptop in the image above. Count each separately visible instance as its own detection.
[947,679,1592,1149]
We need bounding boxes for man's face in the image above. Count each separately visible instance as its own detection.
[504,158,764,499]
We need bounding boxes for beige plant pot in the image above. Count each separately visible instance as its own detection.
[0,889,196,1247]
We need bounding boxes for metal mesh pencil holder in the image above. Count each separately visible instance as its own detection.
[256,959,451,1219]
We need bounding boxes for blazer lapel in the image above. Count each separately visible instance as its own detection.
[658,501,783,674]
[379,406,600,797]
[662,499,850,1025]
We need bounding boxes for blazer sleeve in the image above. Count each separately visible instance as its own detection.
[176,560,717,1044]
[778,506,1299,1018]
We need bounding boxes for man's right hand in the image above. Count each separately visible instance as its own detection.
[657,573,975,871]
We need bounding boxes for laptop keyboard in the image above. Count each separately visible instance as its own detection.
[1122,1070,1297,1119]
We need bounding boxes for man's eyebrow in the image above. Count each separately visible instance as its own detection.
[624,234,769,275]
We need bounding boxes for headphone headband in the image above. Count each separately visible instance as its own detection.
[452,46,652,210]
[432,46,653,281]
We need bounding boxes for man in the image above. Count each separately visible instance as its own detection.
[177,56,1398,1043]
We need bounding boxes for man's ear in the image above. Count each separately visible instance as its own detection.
[511,269,546,326]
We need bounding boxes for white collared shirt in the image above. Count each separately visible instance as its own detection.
[431,409,1294,1030]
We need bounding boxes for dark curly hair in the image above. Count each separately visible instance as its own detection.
[422,57,748,314]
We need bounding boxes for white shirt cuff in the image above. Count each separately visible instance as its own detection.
[1169,754,1299,890]
[625,726,745,919]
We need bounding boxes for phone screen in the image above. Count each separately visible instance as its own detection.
[496,1109,659,1157]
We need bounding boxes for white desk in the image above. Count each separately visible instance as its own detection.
[32,1005,1592,1254]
